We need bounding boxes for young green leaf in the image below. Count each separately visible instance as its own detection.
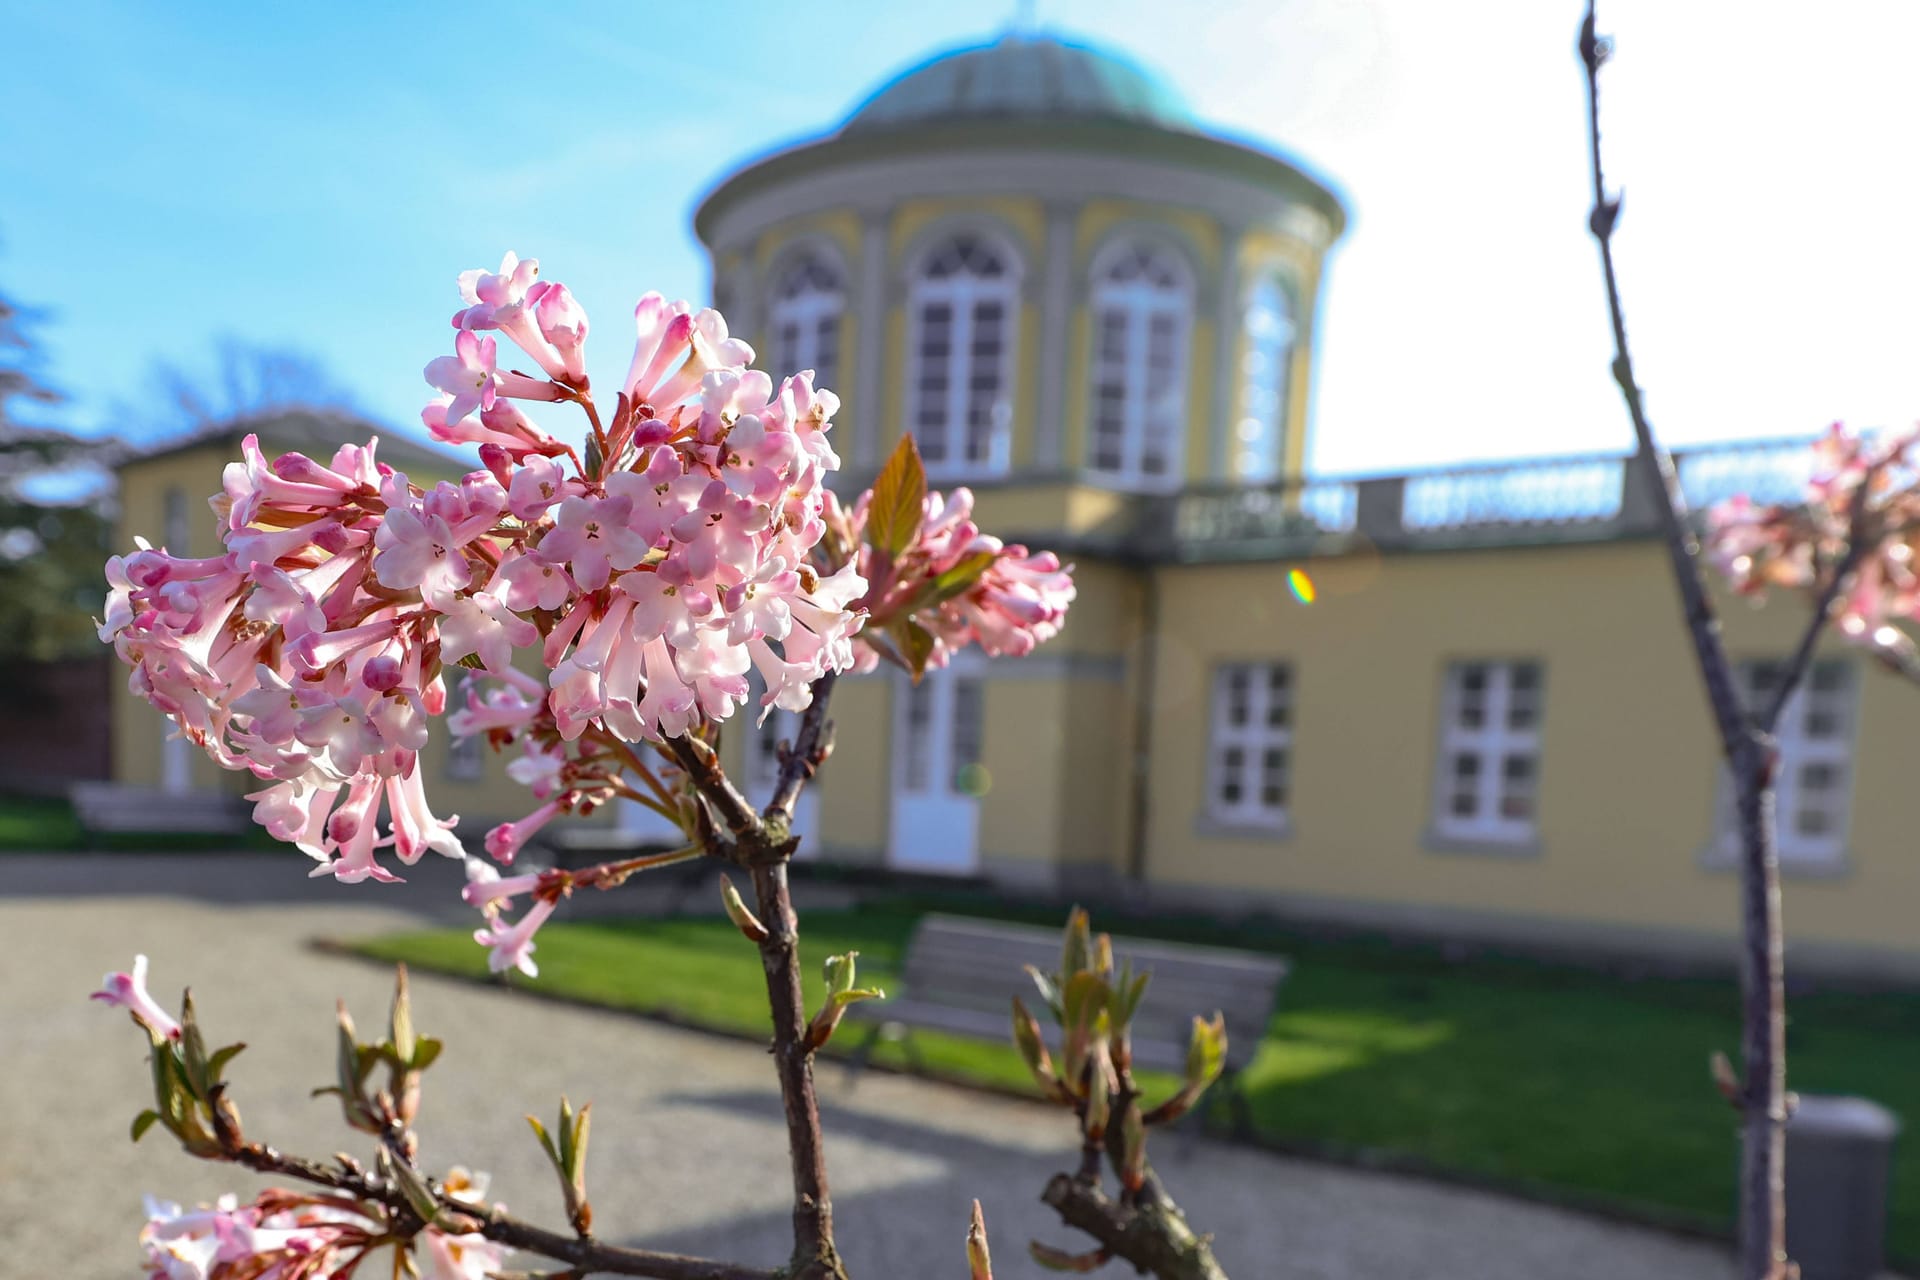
[889,617,936,682]
[1029,1241,1108,1272]
[866,434,927,558]
[926,549,997,605]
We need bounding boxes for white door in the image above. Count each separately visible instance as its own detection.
[888,668,984,873]
[750,707,820,858]
[161,725,193,794]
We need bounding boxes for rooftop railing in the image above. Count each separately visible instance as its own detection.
[1151,436,1819,561]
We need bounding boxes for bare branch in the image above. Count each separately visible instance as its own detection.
[1039,1175,1225,1280]
[230,1141,773,1280]
[765,672,837,826]
[1579,7,1748,761]
[1760,476,1877,731]
[1580,8,1789,1276]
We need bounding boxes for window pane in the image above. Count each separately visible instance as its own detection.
[812,316,839,390]
[903,680,932,791]
[951,678,984,780]
[1236,276,1294,483]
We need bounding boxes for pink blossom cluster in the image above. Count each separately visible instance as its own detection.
[102,252,865,885]
[828,486,1077,671]
[1708,423,1920,658]
[138,1185,504,1280]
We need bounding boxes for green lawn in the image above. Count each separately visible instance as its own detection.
[0,794,281,852]
[353,896,1920,1260]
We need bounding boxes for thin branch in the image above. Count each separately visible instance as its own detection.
[649,671,848,1279]
[1039,1175,1225,1280]
[1760,478,1876,731]
[664,735,761,844]
[766,672,837,826]
[748,861,842,1278]
[231,1141,773,1280]
[1579,8,1748,759]
[1580,9,1788,1277]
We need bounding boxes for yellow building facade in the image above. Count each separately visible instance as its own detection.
[692,33,1920,978]
[107,35,1920,979]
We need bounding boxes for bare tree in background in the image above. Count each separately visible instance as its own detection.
[141,337,357,435]
[0,279,116,662]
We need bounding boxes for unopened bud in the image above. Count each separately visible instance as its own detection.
[720,877,769,943]
[1119,1106,1146,1194]
[1010,997,1057,1094]
[1710,1050,1743,1107]
[967,1199,993,1280]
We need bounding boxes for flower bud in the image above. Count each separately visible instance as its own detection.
[720,876,768,943]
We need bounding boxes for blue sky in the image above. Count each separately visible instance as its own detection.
[6,1,1919,475]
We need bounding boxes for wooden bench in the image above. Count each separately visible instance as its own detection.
[845,913,1288,1131]
[69,783,249,841]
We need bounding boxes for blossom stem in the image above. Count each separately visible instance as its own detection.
[229,1141,773,1280]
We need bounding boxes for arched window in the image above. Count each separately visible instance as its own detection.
[1087,241,1193,489]
[768,250,843,391]
[1235,275,1297,483]
[909,233,1019,477]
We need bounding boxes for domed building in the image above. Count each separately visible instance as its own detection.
[693,30,1351,889]
[680,31,1920,985]
[93,30,1920,981]
[696,32,1345,504]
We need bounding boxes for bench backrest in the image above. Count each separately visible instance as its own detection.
[900,914,1286,1071]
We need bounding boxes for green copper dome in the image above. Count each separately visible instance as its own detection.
[842,34,1193,135]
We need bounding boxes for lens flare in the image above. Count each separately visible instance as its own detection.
[955,763,993,797]
[1287,568,1317,604]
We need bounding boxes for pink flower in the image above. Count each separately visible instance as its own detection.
[473,897,557,976]
[485,800,561,865]
[527,279,589,383]
[535,494,649,591]
[374,501,472,608]
[461,861,546,911]
[495,549,574,612]
[438,591,537,674]
[505,740,567,799]
[92,955,182,1041]
[507,454,574,521]
[424,329,500,425]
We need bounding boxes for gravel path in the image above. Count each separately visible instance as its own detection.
[2,854,1739,1280]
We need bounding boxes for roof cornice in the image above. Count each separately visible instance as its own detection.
[693,118,1348,247]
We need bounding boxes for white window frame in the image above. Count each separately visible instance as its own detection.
[1713,660,1856,869]
[1233,273,1297,484]
[906,233,1021,482]
[1431,660,1544,847]
[1087,240,1193,493]
[768,249,844,390]
[1205,662,1293,831]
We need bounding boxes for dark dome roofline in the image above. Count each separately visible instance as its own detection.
[693,116,1349,248]
[842,32,1191,136]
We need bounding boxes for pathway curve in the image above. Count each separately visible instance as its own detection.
[2,854,1739,1280]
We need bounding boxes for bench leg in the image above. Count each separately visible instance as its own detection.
[901,1028,927,1075]
[842,1021,885,1090]
[1176,1067,1247,1160]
